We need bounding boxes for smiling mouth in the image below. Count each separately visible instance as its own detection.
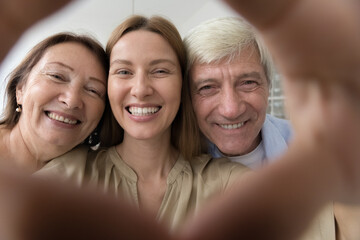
[127,106,161,116]
[46,111,80,125]
[219,122,245,129]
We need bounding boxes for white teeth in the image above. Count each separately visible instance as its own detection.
[129,107,160,116]
[47,112,77,125]
[220,122,244,129]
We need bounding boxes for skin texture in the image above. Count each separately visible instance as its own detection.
[0,41,107,170]
[190,47,268,156]
[108,30,182,142]
[16,42,106,153]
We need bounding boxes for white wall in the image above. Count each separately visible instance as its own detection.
[0,0,238,110]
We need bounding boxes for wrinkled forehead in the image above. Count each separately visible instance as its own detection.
[31,42,107,82]
[191,46,263,73]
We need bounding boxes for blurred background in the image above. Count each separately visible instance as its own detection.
[0,0,286,118]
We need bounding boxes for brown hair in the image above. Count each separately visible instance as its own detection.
[0,32,109,146]
[103,15,201,160]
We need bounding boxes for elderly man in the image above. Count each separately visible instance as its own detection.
[184,17,292,169]
[183,17,335,240]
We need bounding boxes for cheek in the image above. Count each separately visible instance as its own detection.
[192,96,209,121]
[88,99,105,122]
[22,89,45,111]
[246,90,269,112]
[107,79,126,106]
[162,80,182,104]
[22,78,56,107]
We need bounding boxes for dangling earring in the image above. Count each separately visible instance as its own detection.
[15,104,22,113]
[88,131,99,145]
[88,131,100,150]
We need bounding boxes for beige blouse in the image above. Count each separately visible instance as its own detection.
[38,144,335,238]
[38,145,249,230]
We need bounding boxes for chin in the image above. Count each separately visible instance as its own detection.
[218,143,249,156]
[46,137,77,149]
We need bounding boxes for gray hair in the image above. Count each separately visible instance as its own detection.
[183,17,275,84]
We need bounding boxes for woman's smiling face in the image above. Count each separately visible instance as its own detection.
[16,42,107,151]
[108,30,182,141]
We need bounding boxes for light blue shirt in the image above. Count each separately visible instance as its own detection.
[208,114,293,169]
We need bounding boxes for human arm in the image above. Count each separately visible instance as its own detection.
[0,0,72,62]
[222,0,360,86]
[0,166,172,240]
[0,0,360,239]
[222,0,360,204]
[178,0,360,239]
[180,143,338,240]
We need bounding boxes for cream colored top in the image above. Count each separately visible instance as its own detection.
[37,145,335,238]
[38,145,249,230]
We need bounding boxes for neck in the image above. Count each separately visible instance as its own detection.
[117,133,178,181]
[1,124,60,171]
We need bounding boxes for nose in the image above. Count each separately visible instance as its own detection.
[130,72,153,99]
[58,85,84,109]
[218,88,245,119]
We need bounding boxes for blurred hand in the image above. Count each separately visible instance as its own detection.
[0,0,73,61]
[223,0,360,203]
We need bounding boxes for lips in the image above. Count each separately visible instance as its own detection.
[46,111,80,125]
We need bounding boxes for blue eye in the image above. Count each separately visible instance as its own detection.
[117,70,131,75]
[152,69,170,77]
[198,85,217,96]
[199,85,212,90]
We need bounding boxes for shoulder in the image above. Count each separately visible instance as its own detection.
[35,144,91,182]
[266,114,291,129]
[264,114,293,138]
[42,144,90,169]
[191,154,250,183]
[85,146,116,174]
[87,146,112,163]
[301,203,335,240]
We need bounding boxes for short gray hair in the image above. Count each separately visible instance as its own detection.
[183,17,274,84]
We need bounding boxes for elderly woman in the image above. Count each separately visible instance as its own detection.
[0,32,109,171]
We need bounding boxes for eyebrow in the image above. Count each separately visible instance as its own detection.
[46,62,106,87]
[110,59,131,67]
[193,71,263,88]
[149,59,177,67]
[46,61,74,71]
[237,71,262,80]
[110,58,177,67]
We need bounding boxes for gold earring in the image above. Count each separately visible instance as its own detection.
[16,104,22,113]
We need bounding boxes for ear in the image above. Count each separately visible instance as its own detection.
[16,83,25,105]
